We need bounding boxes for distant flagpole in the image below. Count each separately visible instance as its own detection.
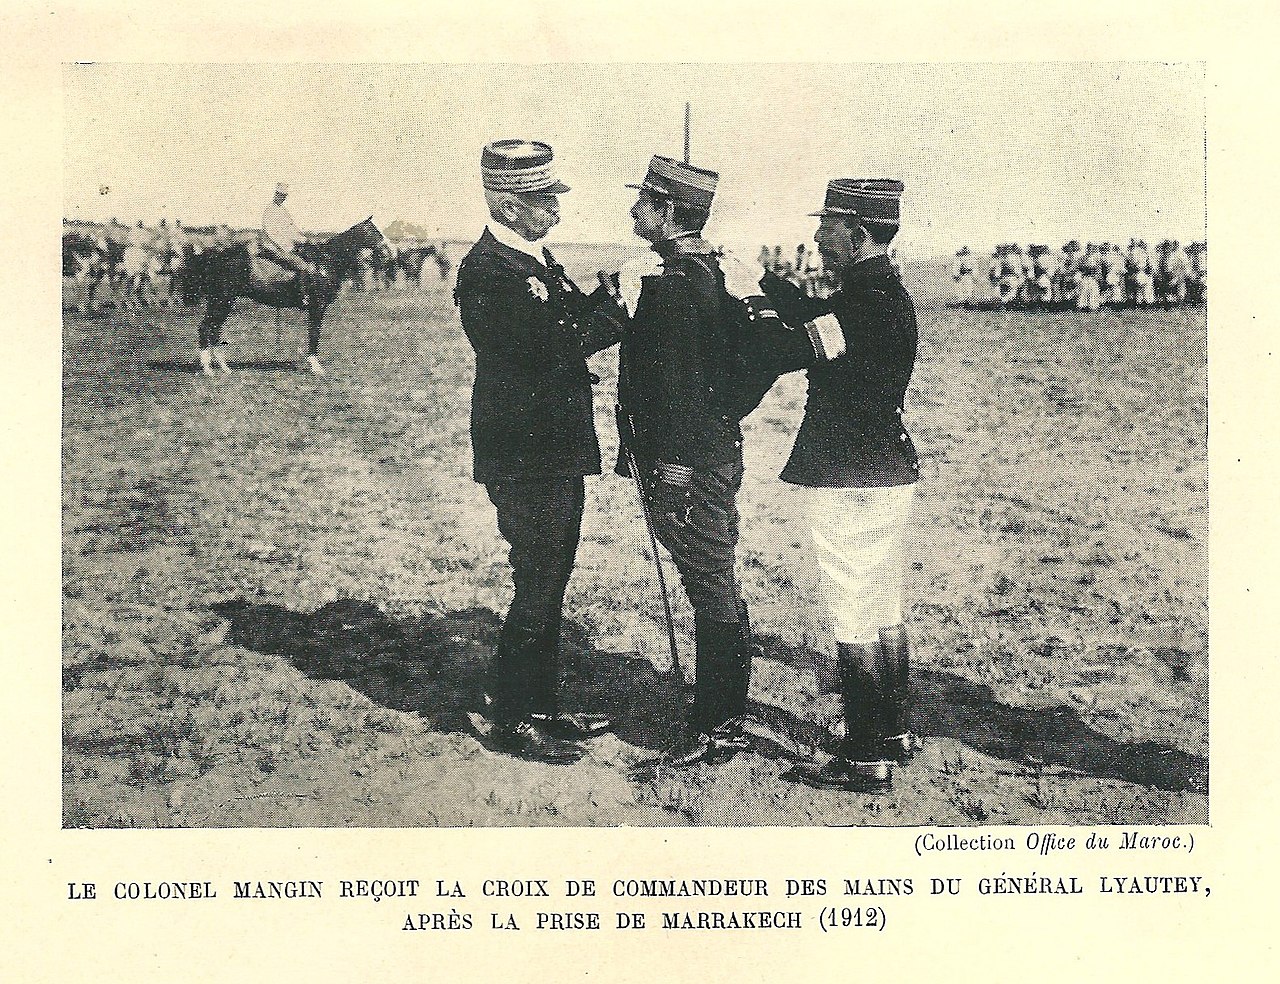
[683,102,691,163]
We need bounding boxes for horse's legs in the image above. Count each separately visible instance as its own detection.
[304,303,326,376]
[199,298,232,376]
[197,313,215,376]
[307,306,323,357]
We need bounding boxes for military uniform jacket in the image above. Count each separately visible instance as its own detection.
[456,227,620,484]
[615,236,747,475]
[762,254,920,488]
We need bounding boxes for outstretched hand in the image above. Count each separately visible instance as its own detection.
[720,251,767,300]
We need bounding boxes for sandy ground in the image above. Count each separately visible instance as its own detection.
[62,255,1207,827]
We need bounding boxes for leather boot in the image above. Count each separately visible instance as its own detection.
[705,598,762,752]
[491,719,584,765]
[524,617,611,741]
[786,756,893,794]
[735,598,764,704]
[486,622,541,726]
[877,625,922,764]
[692,616,747,735]
[486,623,583,765]
[632,618,746,774]
[526,619,561,720]
[786,641,892,794]
[836,641,886,762]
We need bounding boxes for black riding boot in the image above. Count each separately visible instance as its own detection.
[640,618,745,770]
[836,642,887,763]
[692,616,748,735]
[877,624,921,763]
[736,597,765,676]
[486,622,541,727]
[718,598,761,731]
[528,617,612,741]
[786,641,893,794]
[486,622,582,764]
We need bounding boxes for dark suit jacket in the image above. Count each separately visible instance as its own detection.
[455,228,620,484]
[615,236,745,475]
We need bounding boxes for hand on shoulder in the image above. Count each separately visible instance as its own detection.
[617,253,663,316]
[719,250,767,300]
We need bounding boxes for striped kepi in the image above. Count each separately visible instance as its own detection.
[810,178,904,226]
[481,140,570,194]
[626,155,719,209]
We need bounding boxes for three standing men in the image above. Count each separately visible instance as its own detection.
[457,140,923,793]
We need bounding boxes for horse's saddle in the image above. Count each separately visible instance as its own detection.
[249,253,298,290]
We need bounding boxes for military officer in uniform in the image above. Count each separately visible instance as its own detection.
[757,179,923,794]
[615,155,795,768]
[454,140,621,765]
[611,155,814,767]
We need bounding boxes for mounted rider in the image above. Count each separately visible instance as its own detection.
[260,182,317,296]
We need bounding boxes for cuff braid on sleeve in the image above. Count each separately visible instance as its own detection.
[805,313,847,361]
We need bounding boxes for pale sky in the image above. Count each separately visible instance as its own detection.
[64,62,1206,258]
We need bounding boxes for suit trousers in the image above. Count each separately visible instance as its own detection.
[485,475,584,717]
[642,457,744,626]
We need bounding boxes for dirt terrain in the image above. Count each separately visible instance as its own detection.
[62,251,1208,827]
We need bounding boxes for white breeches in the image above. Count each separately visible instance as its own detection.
[801,484,915,644]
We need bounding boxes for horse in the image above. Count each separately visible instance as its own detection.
[62,232,105,313]
[184,217,387,377]
[395,243,451,288]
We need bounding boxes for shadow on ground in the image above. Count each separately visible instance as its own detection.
[214,599,1207,795]
[147,359,303,373]
[912,668,1207,795]
[736,627,1204,795]
[213,598,819,758]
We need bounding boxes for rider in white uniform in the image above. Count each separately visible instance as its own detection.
[261,183,311,276]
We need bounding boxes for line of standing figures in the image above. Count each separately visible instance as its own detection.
[951,238,1207,310]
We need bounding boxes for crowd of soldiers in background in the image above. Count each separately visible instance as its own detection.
[951,238,1207,311]
[60,217,451,314]
[757,242,904,299]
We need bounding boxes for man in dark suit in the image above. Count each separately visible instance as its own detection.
[616,155,797,768]
[454,140,622,764]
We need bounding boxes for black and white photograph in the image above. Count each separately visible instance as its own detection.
[60,61,1209,829]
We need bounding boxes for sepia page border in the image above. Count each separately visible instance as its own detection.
[5,1,1277,979]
